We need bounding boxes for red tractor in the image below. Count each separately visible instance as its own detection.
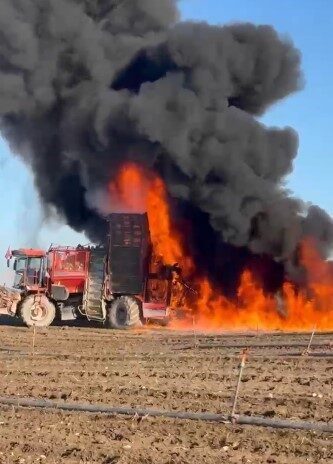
[0,213,185,329]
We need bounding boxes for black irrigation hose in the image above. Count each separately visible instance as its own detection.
[0,350,156,360]
[0,347,23,353]
[275,351,333,358]
[0,349,332,360]
[174,342,332,351]
[0,396,332,433]
[164,331,333,340]
[240,351,333,359]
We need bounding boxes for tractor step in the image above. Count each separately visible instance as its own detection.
[83,249,106,321]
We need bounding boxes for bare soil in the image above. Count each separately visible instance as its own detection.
[0,320,332,463]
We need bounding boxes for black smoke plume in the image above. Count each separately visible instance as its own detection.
[0,0,332,292]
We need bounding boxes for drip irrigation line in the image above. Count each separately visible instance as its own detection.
[0,396,332,433]
[229,351,333,359]
[174,342,332,351]
[0,347,23,353]
[0,349,332,360]
[275,351,333,358]
[164,331,333,339]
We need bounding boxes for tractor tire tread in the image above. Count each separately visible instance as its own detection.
[20,295,56,328]
[108,296,141,330]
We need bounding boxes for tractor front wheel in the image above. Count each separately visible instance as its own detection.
[107,296,141,330]
[20,295,56,328]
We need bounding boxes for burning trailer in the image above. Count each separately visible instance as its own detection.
[0,213,188,329]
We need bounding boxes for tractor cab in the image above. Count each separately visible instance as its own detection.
[11,249,46,291]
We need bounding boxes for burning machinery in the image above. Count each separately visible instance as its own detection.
[0,213,187,328]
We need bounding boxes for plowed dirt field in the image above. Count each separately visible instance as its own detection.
[0,321,332,463]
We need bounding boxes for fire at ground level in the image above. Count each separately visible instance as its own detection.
[1,162,333,332]
[0,324,331,463]
[107,163,333,332]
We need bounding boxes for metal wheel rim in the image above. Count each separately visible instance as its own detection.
[30,304,47,322]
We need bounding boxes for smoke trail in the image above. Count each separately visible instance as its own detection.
[0,0,332,288]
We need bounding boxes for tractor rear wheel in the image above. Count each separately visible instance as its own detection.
[158,317,170,327]
[20,295,56,328]
[107,296,141,330]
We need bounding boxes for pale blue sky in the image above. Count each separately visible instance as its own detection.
[1,0,332,282]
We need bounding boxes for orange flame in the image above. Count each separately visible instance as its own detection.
[110,163,333,332]
[109,162,193,269]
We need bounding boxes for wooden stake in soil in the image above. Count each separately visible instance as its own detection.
[231,348,249,420]
[32,324,36,356]
[303,325,316,356]
[192,315,198,349]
